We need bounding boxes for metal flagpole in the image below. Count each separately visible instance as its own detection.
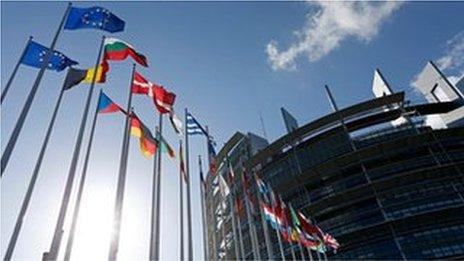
[306,247,314,261]
[253,173,274,260]
[268,188,285,260]
[150,126,159,260]
[43,35,105,261]
[209,192,218,260]
[1,36,33,104]
[324,84,406,260]
[299,241,306,260]
[236,202,245,259]
[1,3,72,176]
[108,64,137,261]
[153,114,164,259]
[184,108,193,260]
[63,90,103,261]
[226,158,240,260]
[241,167,261,260]
[290,242,297,260]
[179,141,185,261]
[198,156,209,260]
[4,71,68,261]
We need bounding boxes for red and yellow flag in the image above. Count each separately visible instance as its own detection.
[130,114,157,157]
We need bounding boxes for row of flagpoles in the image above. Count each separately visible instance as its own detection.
[2,3,341,261]
[1,3,217,261]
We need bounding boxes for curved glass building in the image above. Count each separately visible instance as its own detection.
[204,91,464,260]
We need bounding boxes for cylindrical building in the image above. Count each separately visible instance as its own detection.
[204,92,464,260]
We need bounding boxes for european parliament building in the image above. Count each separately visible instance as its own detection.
[203,64,464,260]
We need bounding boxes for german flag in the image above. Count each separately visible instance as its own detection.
[130,113,158,157]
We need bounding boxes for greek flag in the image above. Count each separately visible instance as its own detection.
[186,112,207,136]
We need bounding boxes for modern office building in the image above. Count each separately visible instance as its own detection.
[204,87,464,259]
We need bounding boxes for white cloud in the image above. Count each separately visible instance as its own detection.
[436,31,464,84]
[411,31,464,90]
[266,1,403,71]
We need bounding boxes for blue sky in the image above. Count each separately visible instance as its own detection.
[1,1,463,261]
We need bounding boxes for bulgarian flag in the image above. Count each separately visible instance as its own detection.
[103,38,148,67]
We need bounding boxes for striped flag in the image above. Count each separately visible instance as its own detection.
[130,113,158,158]
[186,112,207,136]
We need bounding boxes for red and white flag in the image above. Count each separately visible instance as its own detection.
[131,71,176,114]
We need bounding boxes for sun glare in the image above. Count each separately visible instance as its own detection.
[70,190,113,261]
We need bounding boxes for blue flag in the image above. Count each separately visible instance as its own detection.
[21,41,78,71]
[186,112,207,136]
[64,6,125,33]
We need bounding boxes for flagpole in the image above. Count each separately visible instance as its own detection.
[253,173,274,260]
[226,159,240,260]
[235,202,245,259]
[43,34,105,261]
[1,3,72,176]
[63,90,102,261]
[198,156,209,260]
[324,85,407,260]
[269,189,286,260]
[204,126,219,259]
[241,167,261,260]
[206,180,218,260]
[153,114,164,260]
[1,36,33,104]
[184,108,193,260]
[179,141,185,261]
[108,64,137,261]
[4,70,68,261]
[150,127,159,261]
[306,247,314,261]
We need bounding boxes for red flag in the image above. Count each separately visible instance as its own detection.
[152,85,176,114]
[131,71,176,114]
[298,211,324,240]
[132,71,156,95]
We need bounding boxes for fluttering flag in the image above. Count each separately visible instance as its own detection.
[63,64,108,90]
[64,6,125,33]
[297,211,324,241]
[132,71,155,95]
[152,85,176,114]
[130,113,158,157]
[262,201,281,230]
[186,112,207,136]
[21,41,77,71]
[97,91,123,114]
[131,71,176,114]
[179,143,187,183]
[157,132,176,158]
[323,233,340,251]
[256,175,268,195]
[207,140,217,175]
[218,174,230,198]
[227,162,235,184]
[103,38,148,67]
[169,110,183,136]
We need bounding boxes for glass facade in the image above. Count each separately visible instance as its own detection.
[205,99,464,260]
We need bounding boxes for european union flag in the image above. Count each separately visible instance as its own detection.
[20,41,78,72]
[64,6,125,33]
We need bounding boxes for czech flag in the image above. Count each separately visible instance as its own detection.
[97,91,123,114]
